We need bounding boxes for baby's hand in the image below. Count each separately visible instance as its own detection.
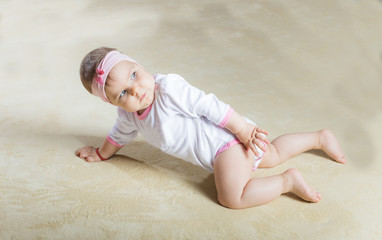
[75,146,101,162]
[236,123,269,157]
[248,126,270,155]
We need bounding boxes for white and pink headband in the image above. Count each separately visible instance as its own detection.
[91,50,138,103]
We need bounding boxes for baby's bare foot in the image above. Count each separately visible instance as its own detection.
[283,168,322,203]
[317,129,346,164]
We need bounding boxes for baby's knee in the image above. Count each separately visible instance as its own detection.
[217,193,242,209]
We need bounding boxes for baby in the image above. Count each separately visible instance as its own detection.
[76,47,346,209]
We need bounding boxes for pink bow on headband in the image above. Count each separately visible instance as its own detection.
[96,69,105,84]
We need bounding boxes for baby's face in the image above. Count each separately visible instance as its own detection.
[105,61,155,114]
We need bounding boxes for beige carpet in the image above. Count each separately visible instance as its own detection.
[1,0,382,239]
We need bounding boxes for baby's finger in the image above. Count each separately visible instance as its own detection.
[255,132,270,144]
[77,151,88,159]
[250,127,257,139]
[255,138,267,152]
[86,155,99,162]
[256,132,267,140]
[76,146,89,157]
[256,128,269,135]
[248,141,260,157]
[85,156,93,162]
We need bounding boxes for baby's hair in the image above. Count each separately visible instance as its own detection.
[79,47,116,94]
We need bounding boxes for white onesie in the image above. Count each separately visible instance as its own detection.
[107,74,263,172]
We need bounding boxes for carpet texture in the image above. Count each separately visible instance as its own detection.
[1,0,382,239]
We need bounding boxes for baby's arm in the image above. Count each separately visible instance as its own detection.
[224,111,269,157]
[76,138,122,162]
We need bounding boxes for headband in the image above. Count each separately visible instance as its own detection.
[91,50,139,103]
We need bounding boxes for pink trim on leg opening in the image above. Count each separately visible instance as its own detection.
[252,157,263,171]
[215,139,241,158]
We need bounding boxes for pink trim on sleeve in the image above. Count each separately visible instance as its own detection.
[107,135,125,148]
[218,107,234,128]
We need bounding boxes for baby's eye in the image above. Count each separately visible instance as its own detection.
[131,72,136,80]
[120,90,127,98]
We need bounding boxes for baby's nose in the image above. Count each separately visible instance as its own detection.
[130,84,140,96]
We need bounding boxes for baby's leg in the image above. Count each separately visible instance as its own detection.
[214,144,321,209]
[259,129,346,168]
